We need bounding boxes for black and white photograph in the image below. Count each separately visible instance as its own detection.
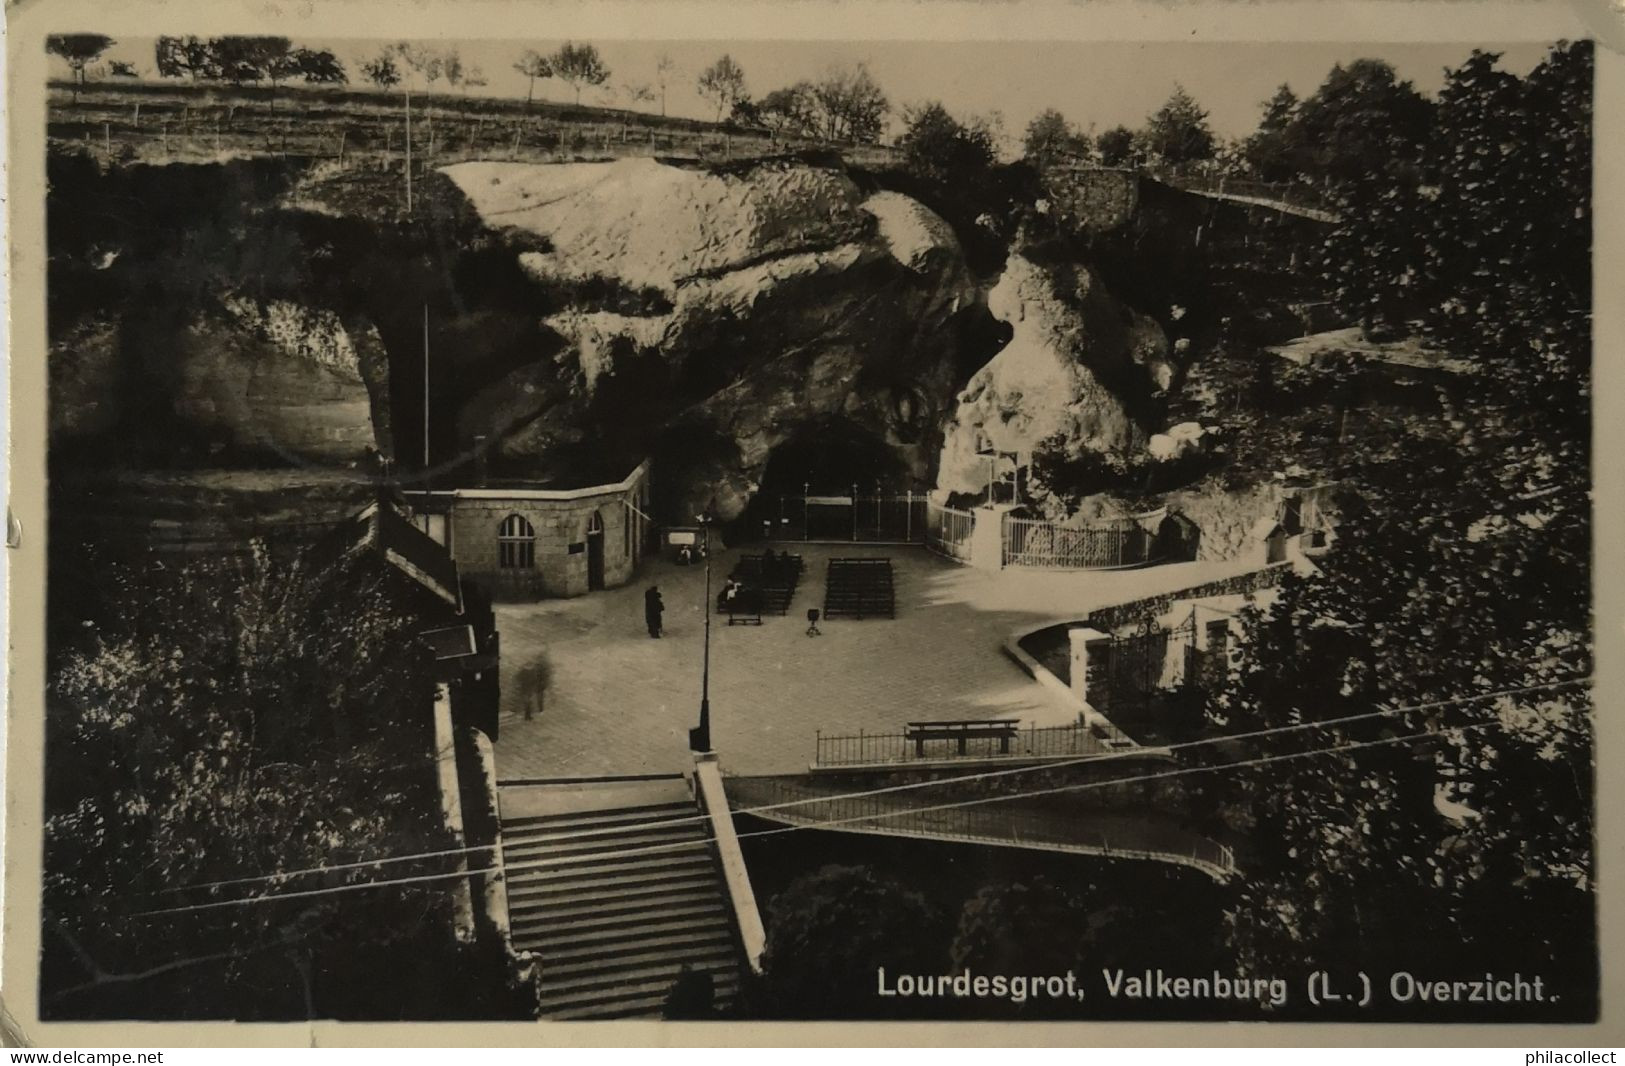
[9,2,1607,1037]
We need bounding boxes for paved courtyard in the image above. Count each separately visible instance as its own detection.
[492,543,1255,779]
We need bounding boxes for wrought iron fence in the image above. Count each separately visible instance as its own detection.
[1002,516,1155,569]
[814,720,1134,767]
[925,501,975,562]
[725,775,1236,879]
[775,493,929,543]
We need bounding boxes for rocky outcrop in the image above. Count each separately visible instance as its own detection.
[935,255,1168,496]
[51,288,390,465]
[169,300,387,463]
[441,157,982,520]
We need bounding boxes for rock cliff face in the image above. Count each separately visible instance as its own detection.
[441,157,982,521]
[935,254,1168,496]
[50,288,389,464]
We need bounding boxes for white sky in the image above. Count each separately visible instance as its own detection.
[69,38,1554,144]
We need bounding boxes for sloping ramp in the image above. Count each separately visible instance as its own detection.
[724,774,1235,881]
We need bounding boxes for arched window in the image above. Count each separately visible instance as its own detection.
[586,511,604,537]
[498,514,535,569]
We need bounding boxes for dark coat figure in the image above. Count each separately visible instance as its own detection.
[644,586,664,638]
[661,963,715,1020]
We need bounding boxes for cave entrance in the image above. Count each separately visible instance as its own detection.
[735,419,925,544]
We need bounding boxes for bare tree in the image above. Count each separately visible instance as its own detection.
[654,52,677,117]
[621,82,655,111]
[513,49,552,108]
[696,54,747,123]
[811,62,889,143]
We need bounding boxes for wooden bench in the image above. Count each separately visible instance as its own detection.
[716,586,763,625]
[905,718,1021,757]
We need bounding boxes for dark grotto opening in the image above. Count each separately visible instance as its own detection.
[727,417,918,544]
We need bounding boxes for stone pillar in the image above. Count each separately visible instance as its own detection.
[1068,627,1111,707]
[968,502,1019,570]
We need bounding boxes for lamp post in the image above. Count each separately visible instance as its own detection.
[688,511,715,753]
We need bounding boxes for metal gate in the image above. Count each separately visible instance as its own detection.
[776,492,928,543]
[1091,614,1197,716]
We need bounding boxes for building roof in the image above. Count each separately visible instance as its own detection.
[402,460,650,505]
[353,499,463,609]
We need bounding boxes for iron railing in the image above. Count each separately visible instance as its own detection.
[725,775,1236,880]
[814,720,1135,768]
[774,493,929,543]
[1002,516,1155,570]
[925,501,975,562]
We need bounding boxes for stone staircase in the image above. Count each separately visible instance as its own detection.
[499,778,744,1020]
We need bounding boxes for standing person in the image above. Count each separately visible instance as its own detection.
[644,585,664,638]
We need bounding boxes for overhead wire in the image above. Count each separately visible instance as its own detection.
[160,675,1587,896]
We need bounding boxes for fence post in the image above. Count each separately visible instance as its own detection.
[905,489,913,542]
[851,483,858,542]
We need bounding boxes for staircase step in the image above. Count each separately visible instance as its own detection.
[539,954,740,1008]
[502,823,707,859]
[506,882,726,921]
[528,925,736,969]
[515,851,715,886]
[520,923,737,975]
[501,801,698,835]
[514,902,730,944]
[503,835,710,873]
[507,863,721,903]
[540,975,740,1021]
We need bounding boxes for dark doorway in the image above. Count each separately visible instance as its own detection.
[735,418,915,543]
[586,510,606,590]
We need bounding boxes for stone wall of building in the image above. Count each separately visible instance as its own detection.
[446,466,652,600]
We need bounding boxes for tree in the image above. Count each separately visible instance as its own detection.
[897,101,997,184]
[1205,45,1594,1007]
[550,41,609,105]
[1286,58,1433,186]
[1095,124,1137,167]
[1023,107,1089,166]
[47,34,114,101]
[951,877,1093,975]
[758,82,819,138]
[294,49,346,85]
[154,36,215,83]
[810,63,889,144]
[654,52,677,117]
[1318,42,1590,367]
[1142,84,1217,168]
[362,52,402,91]
[697,54,748,123]
[39,545,503,1018]
[1206,425,1592,1012]
[753,865,942,1018]
[208,36,286,87]
[513,50,551,107]
[395,43,444,93]
[441,48,464,93]
[108,60,139,79]
[619,82,655,110]
[1241,84,1299,182]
